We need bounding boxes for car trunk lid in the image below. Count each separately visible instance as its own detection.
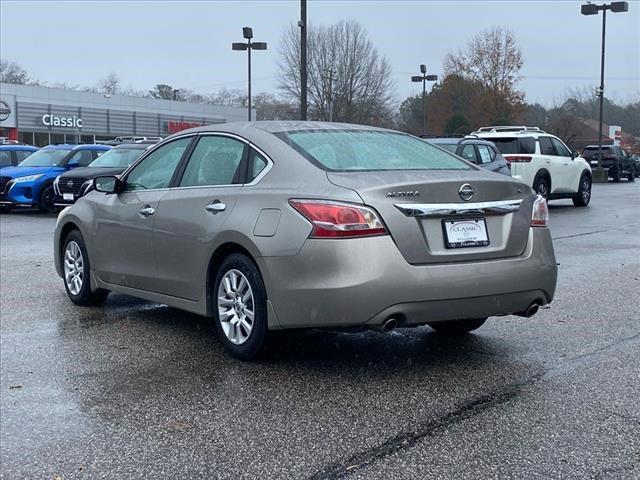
[327,170,533,264]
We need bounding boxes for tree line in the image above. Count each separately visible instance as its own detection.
[2,21,638,144]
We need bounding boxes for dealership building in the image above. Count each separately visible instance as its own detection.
[0,83,246,146]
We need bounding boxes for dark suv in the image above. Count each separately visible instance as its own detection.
[54,142,156,207]
[424,137,511,176]
[582,145,635,182]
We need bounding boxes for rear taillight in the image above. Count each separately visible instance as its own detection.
[531,195,548,227]
[504,155,533,163]
[289,199,387,238]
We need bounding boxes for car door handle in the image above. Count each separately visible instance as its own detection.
[139,206,156,217]
[206,202,226,214]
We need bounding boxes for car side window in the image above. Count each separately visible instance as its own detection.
[460,144,478,164]
[125,137,191,191]
[15,150,34,163]
[68,150,94,167]
[476,145,493,165]
[539,137,555,156]
[248,150,268,182]
[179,136,245,187]
[0,151,11,167]
[551,138,571,158]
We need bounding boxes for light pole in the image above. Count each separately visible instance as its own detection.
[232,27,267,121]
[411,65,438,136]
[299,0,308,120]
[581,1,628,182]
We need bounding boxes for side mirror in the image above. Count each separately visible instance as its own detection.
[66,161,79,169]
[93,176,120,194]
[571,151,580,159]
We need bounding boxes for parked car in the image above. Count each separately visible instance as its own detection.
[0,145,39,168]
[54,142,157,207]
[630,154,640,178]
[425,137,511,176]
[54,122,557,360]
[472,126,592,207]
[581,145,635,182]
[0,144,111,213]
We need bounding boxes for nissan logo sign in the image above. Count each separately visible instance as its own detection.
[0,100,11,121]
[458,183,475,201]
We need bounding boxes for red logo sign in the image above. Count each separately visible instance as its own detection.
[167,121,202,134]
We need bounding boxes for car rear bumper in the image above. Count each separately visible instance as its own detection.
[258,228,557,329]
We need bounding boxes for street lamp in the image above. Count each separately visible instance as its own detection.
[232,27,267,121]
[411,64,438,136]
[581,1,628,182]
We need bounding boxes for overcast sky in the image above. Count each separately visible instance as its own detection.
[1,0,638,106]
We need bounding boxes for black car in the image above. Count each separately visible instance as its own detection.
[425,137,511,176]
[54,143,155,206]
[582,145,635,182]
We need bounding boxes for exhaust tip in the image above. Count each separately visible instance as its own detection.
[382,317,398,333]
[526,303,540,317]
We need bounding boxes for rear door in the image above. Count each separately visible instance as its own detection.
[91,137,193,292]
[152,134,247,300]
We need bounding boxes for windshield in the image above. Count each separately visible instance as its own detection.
[582,147,611,159]
[17,149,70,167]
[89,147,144,168]
[276,130,471,171]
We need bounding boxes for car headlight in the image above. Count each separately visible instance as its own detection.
[12,174,44,183]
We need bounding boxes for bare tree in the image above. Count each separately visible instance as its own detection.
[278,19,395,126]
[96,72,120,95]
[444,26,524,121]
[0,59,32,84]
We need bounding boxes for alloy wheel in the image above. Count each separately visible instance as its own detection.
[217,269,255,345]
[582,178,591,203]
[64,241,84,295]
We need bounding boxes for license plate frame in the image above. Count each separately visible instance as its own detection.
[442,218,490,249]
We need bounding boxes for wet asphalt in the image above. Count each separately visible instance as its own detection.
[0,182,638,480]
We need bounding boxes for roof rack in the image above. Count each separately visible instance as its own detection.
[472,126,546,134]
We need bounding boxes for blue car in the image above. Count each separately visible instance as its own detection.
[0,144,39,168]
[0,144,111,213]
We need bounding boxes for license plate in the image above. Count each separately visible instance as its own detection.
[590,161,598,165]
[63,193,74,201]
[443,218,489,249]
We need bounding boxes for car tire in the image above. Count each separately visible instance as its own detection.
[611,165,621,183]
[572,173,592,207]
[38,183,56,213]
[532,174,550,200]
[213,253,268,361]
[62,230,109,306]
[0,205,12,214]
[428,318,487,335]
[627,170,635,182]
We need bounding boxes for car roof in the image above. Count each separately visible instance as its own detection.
[174,120,393,138]
[42,144,111,151]
[0,145,38,151]
[112,143,151,150]
[427,137,496,147]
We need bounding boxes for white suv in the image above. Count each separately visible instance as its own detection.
[472,126,592,207]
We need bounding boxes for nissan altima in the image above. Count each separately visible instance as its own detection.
[54,122,557,360]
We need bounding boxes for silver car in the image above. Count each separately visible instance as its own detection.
[54,122,557,360]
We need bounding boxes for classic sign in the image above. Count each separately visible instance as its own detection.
[42,114,83,128]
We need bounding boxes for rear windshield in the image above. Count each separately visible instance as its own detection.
[490,137,536,155]
[276,130,471,171]
[582,147,611,159]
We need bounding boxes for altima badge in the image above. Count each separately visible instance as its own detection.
[386,191,420,198]
[458,184,474,201]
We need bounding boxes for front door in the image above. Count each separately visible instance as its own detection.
[152,134,247,300]
[549,137,576,192]
[92,136,193,292]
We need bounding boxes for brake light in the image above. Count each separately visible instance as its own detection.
[289,199,387,238]
[504,155,533,163]
[531,195,548,227]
